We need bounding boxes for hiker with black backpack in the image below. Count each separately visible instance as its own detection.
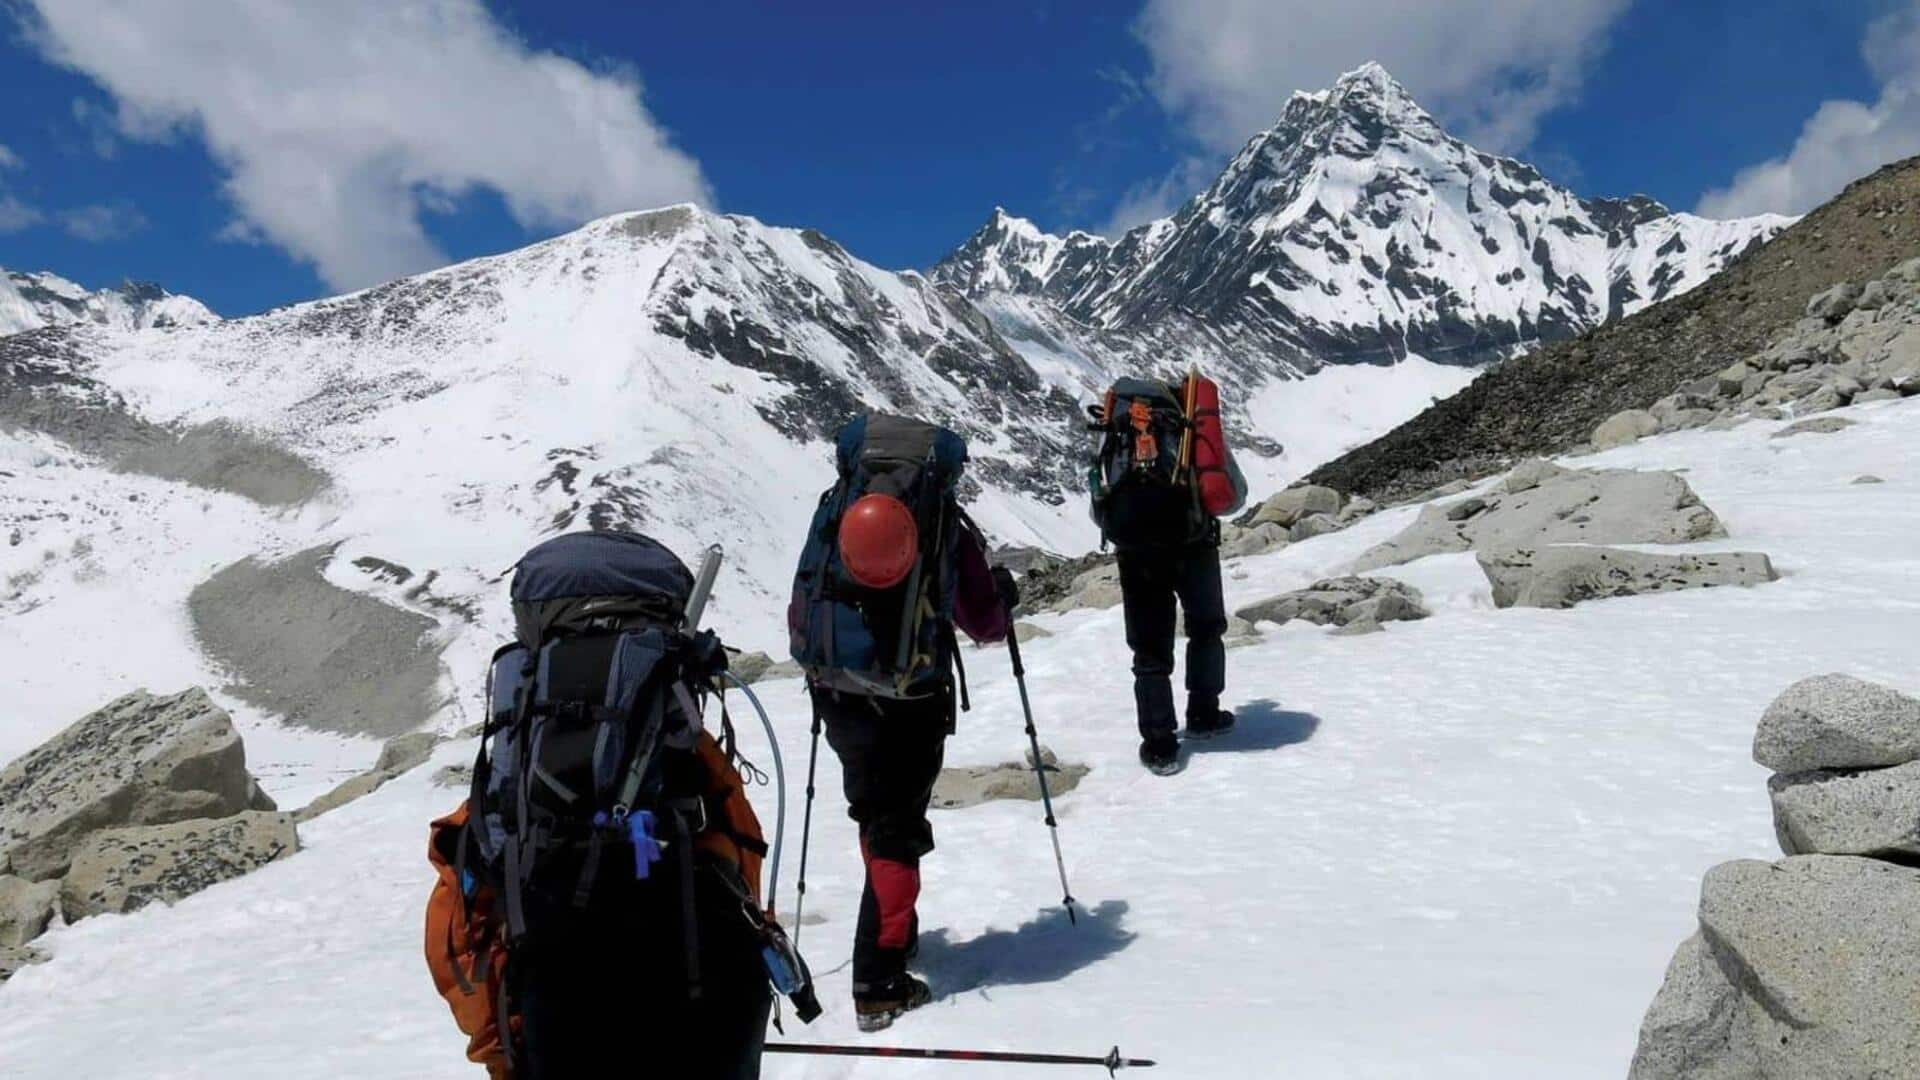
[789,412,1011,1032]
[426,531,819,1080]
[1087,372,1248,776]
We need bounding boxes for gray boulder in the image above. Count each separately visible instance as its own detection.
[1354,466,1724,571]
[1251,485,1342,528]
[1335,495,1378,523]
[374,731,442,775]
[1631,856,1920,1079]
[931,746,1089,810]
[1852,474,1887,484]
[1221,521,1289,559]
[1754,674,1920,774]
[1854,388,1903,404]
[0,944,47,984]
[0,875,59,947]
[1773,416,1854,438]
[1855,278,1894,311]
[1714,362,1753,399]
[294,769,392,825]
[1236,576,1428,629]
[0,689,272,882]
[1477,546,1777,609]
[1049,563,1124,612]
[729,651,777,685]
[1288,513,1344,542]
[1806,281,1863,322]
[1013,621,1053,643]
[1592,409,1660,449]
[61,811,299,920]
[1769,761,1920,859]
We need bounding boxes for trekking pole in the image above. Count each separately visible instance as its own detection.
[1004,625,1078,924]
[790,697,823,945]
[765,1042,1155,1074]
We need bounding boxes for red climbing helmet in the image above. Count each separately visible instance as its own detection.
[839,493,919,589]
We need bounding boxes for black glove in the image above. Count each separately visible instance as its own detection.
[991,565,1021,611]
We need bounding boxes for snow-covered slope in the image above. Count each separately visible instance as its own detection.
[0,268,216,337]
[935,64,1791,375]
[6,386,1916,1078]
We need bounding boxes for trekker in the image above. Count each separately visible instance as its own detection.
[789,412,1011,1032]
[1087,372,1247,776]
[426,531,818,1080]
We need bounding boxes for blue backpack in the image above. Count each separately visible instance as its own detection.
[788,413,970,702]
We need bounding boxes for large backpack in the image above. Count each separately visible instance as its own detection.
[1087,374,1246,549]
[428,531,813,1075]
[788,413,971,702]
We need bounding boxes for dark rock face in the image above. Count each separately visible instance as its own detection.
[1309,156,1920,503]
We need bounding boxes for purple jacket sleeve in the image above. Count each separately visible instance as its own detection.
[952,527,1010,645]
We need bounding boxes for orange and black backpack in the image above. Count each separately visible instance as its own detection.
[424,531,817,1076]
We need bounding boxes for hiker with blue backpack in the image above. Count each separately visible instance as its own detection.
[1087,373,1248,776]
[789,412,1012,1032]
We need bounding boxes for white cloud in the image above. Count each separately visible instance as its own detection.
[1133,0,1630,153]
[59,202,148,242]
[0,196,43,234]
[16,0,713,291]
[1698,4,1920,218]
[0,144,22,171]
[1097,156,1217,236]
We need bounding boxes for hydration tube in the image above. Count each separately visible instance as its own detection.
[720,670,786,912]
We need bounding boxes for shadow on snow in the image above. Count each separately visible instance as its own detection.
[1187,698,1320,754]
[917,900,1135,996]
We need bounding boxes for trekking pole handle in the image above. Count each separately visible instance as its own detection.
[684,544,724,631]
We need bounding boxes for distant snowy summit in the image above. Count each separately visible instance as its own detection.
[0,269,217,337]
[934,63,1794,376]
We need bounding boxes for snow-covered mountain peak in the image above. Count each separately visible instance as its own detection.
[934,64,1790,376]
[0,269,217,337]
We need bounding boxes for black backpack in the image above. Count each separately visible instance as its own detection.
[788,412,973,703]
[464,531,741,940]
[1087,377,1208,549]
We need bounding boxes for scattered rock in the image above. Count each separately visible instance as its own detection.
[1287,513,1344,542]
[1477,546,1777,609]
[1236,576,1428,629]
[1251,485,1342,528]
[1502,458,1569,494]
[1221,522,1289,559]
[0,943,47,984]
[1592,409,1660,449]
[1329,618,1385,637]
[1354,466,1724,571]
[432,764,473,790]
[1017,551,1112,612]
[1769,761,1920,859]
[1853,388,1903,404]
[729,651,777,685]
[1855,279,1894,311]
[931,746,1089,810]
[1851,474,1886,485]
[1444,497,1488,521]
[1630,856,1920,1079]
[294,770,391,825]
[1714,361,1753,398]
[60,812,299,920]
[1754,674,1920,774]
[755,659,803,683]
[1047,563,1124,613]
[1772,416,1855,438]
[1806,281,1863,322]
[0,689,270,882]
[1013,621,1053,642]
[374,731,442,775]
[0,875,59,947]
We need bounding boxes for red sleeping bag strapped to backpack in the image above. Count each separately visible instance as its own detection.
[1183,373,1243,517]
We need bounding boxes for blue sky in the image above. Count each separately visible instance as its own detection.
[0,1,1908,316]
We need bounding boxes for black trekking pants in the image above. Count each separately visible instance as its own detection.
[515,859,772,1079]
[1117,540,1228,743]
[815,687,948,993]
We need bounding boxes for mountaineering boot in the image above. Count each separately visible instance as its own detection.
[855,973,932,1032]
[1184,708,1236,740]
[1139,737,1183,776]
